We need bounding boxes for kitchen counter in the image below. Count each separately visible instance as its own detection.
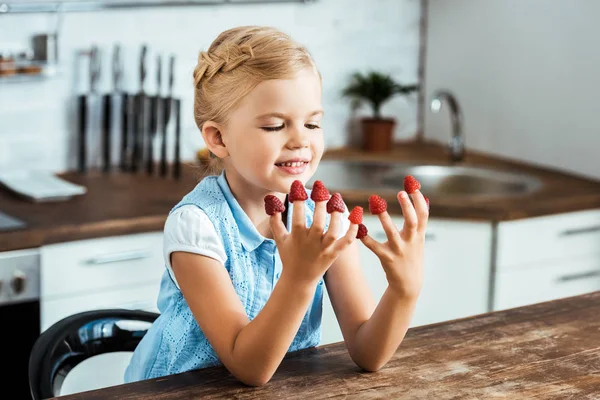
[53,291,600,400]
[1,141,599,252]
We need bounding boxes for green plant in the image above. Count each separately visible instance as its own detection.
[342,71,419,119]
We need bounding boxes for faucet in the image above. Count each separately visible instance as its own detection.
[429,90,465,162]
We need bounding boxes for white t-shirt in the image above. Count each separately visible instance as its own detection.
[163,204,351,288]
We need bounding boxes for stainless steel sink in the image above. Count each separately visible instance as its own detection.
[309,160,544,200]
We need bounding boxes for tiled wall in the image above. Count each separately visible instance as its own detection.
[424,0,600,180]
[0,0,421,173]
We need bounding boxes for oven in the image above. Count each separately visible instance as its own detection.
[0,248,41,399]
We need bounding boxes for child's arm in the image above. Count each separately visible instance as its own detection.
[172,199,358,387]
[324,189,428,372]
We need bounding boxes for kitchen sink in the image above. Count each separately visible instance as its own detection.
[309,160,544,200]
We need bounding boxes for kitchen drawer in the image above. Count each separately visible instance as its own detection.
[497,209,600,269]
[494,255,600,311]
[41,232,165,299]
[41,282,160,332]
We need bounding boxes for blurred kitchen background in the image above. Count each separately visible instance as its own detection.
[1,0,599,398]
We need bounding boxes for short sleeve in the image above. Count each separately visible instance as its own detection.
[163,205,227,289]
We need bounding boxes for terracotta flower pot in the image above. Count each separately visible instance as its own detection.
[361,118,396,152]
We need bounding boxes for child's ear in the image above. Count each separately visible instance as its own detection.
[201,121,229,159]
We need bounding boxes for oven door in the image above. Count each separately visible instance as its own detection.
[0,248,41,398]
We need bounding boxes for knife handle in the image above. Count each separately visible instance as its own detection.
[120,93,129,172]
[160,96,171,177]
[102,94,112,173]
[173,98,181,179]
[146,95,159,175]
[78,95,87,173]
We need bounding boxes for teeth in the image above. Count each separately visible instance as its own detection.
[279,161,306,167]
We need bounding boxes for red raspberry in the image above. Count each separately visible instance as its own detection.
[310,180,330,202]
[348,206,363,224]
[288,180,308,202]
[404,175,421,194]
[368,195,387,215]
[356,223,368,239]
[326,193,345,213]
[264,195,285,216]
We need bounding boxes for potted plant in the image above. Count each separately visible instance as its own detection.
[342,71,419,152]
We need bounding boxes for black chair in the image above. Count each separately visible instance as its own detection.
[28,308,159,400]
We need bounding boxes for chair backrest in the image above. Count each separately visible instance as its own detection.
[29,308,159,400]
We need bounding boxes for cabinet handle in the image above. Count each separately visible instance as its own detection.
[84,249,152,266]
[559,225,600,237]
[371,232,435,241]
[556,270,600,283]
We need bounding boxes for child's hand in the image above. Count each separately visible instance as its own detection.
[360,188,429,299]
[266,181,358,288]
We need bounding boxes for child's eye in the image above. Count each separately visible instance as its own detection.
[306,124,321,130]
[262,125,284,132]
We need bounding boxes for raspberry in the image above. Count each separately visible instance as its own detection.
[356,224,368,239]
[310,180,330,202]
[326,193,345,213]
[348,206,363,224]
[368,195,387,215]
[404,175,421,194]
[264,195,285,216]
[288,180,308,202]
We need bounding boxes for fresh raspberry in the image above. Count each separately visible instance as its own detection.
[348,206,363,224]
[404,175,421,194]
[310,180,330,202]
[288,180,308,202]
[368,195,387,215]
[356,223,368,239]
[326,193,345,213]
[264,195,285,216]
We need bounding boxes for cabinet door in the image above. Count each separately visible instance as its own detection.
[41,282,160,332]
[497,209,600,268]
[41,232,165,299]
[494,256,600,311]
[320,217,492,345]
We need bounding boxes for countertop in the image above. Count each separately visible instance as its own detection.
[1,141,599,253]
[53,291,600,400]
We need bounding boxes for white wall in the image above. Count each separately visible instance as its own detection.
[424,0,600,181]
[0,0,420,173]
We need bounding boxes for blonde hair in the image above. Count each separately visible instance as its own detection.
[193,26,319,175]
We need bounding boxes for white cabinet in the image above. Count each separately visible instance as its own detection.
[40,231,165,331]
[493,209,600,311]
[321,217,493,345]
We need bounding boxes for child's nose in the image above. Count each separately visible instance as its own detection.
[286,124,310,148]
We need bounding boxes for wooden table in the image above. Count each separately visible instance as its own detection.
[55,291,600,399]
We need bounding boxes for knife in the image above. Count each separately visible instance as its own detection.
[78,45,100,173]
[160,54,174,177]
[173,97,181,179]
[147,54,161,175]
[102,44,122,173]
[132,44,147,173]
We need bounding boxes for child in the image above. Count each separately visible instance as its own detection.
[124,25,429,387]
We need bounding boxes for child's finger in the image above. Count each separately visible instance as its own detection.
[376,211,401,245]
[360,233,384,255]
[325,211,342,241]
[397,191,418,238]
[269,212,287,243]
[410,190,429,232]
[291,200,306,232]
[332,223,358,252]
[310,200,327,236]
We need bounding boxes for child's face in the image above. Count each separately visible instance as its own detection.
[224,67,324,194]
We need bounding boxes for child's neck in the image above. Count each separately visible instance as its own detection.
[223,169,286,239]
